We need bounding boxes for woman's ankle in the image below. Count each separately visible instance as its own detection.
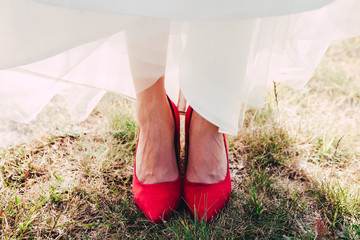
[187,110,227,183]
[136,77,170,126]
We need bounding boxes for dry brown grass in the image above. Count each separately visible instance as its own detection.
[1,37,360,239]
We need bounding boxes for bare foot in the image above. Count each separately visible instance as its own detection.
[135,77,179,184]
[186,110,227,184]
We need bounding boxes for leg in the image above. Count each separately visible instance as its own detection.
[125,18,177,184]
[181,20,255,184]
[183,107,231,223]
[186,110,227,183]
[135,76,178,184]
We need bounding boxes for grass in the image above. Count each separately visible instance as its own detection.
[1,37,360,239]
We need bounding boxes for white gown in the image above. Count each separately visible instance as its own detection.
[1,0,360,146]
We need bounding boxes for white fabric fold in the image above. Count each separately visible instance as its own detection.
[1,0,360,146]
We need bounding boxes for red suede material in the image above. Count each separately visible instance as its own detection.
[183,106,232,223]
[132,96,181,223]
[133,176,181,223]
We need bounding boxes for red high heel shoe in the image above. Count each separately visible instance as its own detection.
[183,106,232,223]
[132,96,181,223]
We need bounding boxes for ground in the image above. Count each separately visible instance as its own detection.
[1,37,360,239]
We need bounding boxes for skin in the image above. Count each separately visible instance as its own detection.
[136,76,227,184]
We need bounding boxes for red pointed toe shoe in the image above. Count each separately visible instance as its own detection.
[132,96,181,223]
[183,107,232,223]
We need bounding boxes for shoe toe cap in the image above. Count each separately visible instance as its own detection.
[184,180,231,223]
[133,180,181,223]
